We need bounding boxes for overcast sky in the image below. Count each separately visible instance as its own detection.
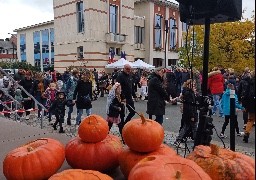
[0,0,254,39]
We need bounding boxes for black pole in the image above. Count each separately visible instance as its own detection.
[164,20,168,68]
[230,89,236,151]
[194,18,211,147]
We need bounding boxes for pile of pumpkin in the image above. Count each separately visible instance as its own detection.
[3,114,255,180]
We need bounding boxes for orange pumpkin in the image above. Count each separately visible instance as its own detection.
[122,114,164,153]
[3,138,65,180]
[49,169,113,180]
[129,155,212,180]
[119,144,177,178]
[78,114,109,143]
[65,134,122,172]
[187,144,255,180]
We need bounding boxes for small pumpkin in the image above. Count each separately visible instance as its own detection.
[49,169,113,180]
[78,114,109,143]
[3,138,65,180]
[187,144,255,180]
[129,155,212,180]
[65,134,122,172]
[122,114,164,153]
[119,144,177,178]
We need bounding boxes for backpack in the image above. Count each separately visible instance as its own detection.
[244,79,255,101]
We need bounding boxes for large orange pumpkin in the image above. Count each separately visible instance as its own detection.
[65,134,122,172]
[187,144,255,180]
[78,114,109,143]
[122,114,164,153]
[119,144,177,178]
[3,138,65,180]
[129,155,212,180]
[49,169,113,180]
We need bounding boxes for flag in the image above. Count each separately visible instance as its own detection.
[108,49,115,64]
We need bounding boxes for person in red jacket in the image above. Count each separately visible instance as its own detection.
[208,67,224,117]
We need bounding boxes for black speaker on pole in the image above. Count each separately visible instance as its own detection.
[177,0,242,24]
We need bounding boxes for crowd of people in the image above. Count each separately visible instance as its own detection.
[0,65,254,144]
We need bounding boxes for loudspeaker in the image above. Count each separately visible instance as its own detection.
[177,0,242,25]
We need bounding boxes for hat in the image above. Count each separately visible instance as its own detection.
[56,91,66,97]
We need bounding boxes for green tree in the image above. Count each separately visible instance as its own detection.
[178,12,255,74]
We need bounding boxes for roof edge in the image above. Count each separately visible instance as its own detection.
[13,20,54,32]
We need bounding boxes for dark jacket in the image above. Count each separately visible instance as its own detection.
[146,72,169,116]
[182,87,198,122]
[238,76,255,113]
[108,97,125,118]
[49,98,67,115]
[73,80,92,109]
[116,71,133,103]
[19,78,34,97]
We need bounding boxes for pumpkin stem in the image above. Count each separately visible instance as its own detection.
[27,146,34,152]
[210,144,219,156]
[139,113,146,124]
[175,171,181,180]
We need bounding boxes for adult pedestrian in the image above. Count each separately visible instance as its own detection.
[242,71,255,143]
[146,67,169,125]
[65,69,79,125]
[19,71,34,118]
[208,67,224,117]
[73,70,93,126]
[116,64,136,134]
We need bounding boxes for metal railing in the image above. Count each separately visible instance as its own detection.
[0,67,47,129]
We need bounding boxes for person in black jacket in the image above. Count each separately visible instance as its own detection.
[73,70,93,125]
[106,82,125,131]
[146,67,169,125]
[174,79,198,146]
[116,64,136,134]
[49,91,69,133]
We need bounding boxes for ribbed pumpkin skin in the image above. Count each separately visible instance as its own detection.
[119,144,177,178]
[49,169,113,180]
[128,155,212,180]
[65,134,122,172]
[187,144,255,180]
[78,114,109,143]
[3,138,65,180]
[122,118,164,153]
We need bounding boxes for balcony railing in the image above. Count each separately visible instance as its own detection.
[106,33,127,44]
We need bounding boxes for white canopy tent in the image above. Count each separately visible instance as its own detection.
[132,59,155,69]
[105,58,138,68]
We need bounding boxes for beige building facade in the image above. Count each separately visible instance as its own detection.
[14,0,184,72]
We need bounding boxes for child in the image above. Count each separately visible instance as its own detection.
[174,79,198,146]
[220,83,245,138]
[106,82,125,131]
[43,82,58,123]
[48,91,69,133]
[139,73,148,100]
[14,89,31,119]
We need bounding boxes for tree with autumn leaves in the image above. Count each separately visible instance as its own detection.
[178,12,255,74]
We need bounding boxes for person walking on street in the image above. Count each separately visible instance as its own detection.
[219,83,245,138]
[146,67,169,125]
[208,67,225,117]
[242,71,255,143]
[116,64,136,134]
[65,69,79,125]
[73,70,93,126]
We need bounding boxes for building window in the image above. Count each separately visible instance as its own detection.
[153,58,163,67]
[110,5,118,33]
[33,31,41,67]
[168,59,177,66]
[77,46,84,59]
[42,29,49,70]
[50,28,54,65]
[182,22,187,32]
[154,14,162,48]
[169,18,177,49]
[77,1,84,33]
[134,26,144,44]
[20,34,26,62]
